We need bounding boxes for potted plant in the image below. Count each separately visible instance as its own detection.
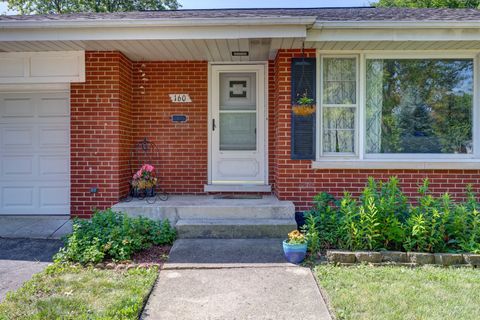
[292,91,315,116]
[131,164,157,197]
[283,229,308,264]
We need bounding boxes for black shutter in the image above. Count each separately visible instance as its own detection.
[291,58,316,160]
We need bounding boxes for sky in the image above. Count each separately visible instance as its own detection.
[0,0,371,14]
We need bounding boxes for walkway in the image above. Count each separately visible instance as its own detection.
[0,238,62,301]
[0,216,72,239]
[141,239,331,320]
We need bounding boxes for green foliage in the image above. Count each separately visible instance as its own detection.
[373,0,480,8]
[55,209,176,264]
[306,192,340,250]
[301,213,321,254]
[305,177,480,253]
[7,0,181,14]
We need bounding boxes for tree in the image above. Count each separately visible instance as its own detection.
[4,0,181,14]
[372,0,480,8]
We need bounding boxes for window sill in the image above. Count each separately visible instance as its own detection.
[311,160,480,170]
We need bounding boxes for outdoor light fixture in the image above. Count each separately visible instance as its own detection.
[231,51,249,57]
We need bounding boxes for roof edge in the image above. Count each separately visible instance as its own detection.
[0,16,317,29]
[313,20,480,29]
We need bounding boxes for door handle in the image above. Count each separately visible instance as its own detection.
[212,118,216,131]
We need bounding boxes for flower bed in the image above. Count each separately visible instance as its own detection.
[301,177,480,257]
[326,250,480,267]
[55,209,176,264]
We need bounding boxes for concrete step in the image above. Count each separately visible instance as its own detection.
[112,195,295,222]
[175,219,296,239]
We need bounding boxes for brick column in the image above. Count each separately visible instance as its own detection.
[70,51,133,218]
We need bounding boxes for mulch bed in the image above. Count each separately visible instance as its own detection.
[95,245,172,271]
[132,245,171,265]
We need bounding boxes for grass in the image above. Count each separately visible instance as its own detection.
[316,264,480,320]
[0,263,158,320]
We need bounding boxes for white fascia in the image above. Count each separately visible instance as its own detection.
[307,21,480,42]
[0,17,316,41]
[312,20,480,29]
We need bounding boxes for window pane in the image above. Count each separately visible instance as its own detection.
[220,113,256,151]
[323,107,355,153]
[323,58,357,105]
[366,59,473,154]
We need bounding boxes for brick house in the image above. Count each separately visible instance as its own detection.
[1,7,480,220]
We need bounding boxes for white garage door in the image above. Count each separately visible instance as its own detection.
[0,91,70,215]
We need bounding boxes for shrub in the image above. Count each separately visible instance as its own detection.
[303,192,340,251]
[305,177,480,254]
[55,209,176,264]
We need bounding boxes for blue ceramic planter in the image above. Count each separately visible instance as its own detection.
[283,240,307,264]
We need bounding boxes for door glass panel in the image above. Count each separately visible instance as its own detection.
[219,72,257,151]
[220,113,256,150]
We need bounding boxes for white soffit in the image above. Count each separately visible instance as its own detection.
[0,17,313,42]
[0,38,304,61]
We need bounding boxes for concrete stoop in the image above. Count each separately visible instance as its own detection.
[112,195,296,239]
[176,218,296,239]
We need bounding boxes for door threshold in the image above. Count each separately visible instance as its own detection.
[204,184,271,193]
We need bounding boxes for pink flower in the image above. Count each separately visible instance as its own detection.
[142,164,154,172]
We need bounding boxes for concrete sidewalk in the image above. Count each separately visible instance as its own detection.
[0,216,72,239]
[141,239,331,320]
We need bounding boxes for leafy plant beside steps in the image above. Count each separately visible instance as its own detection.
[302,177,480,255]
[55,209,176,264]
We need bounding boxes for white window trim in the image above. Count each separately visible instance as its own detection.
[318,55,360,158]
[314,51,480,169]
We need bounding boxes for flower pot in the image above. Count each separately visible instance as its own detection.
[292,105,315,116]
[131,187,141,197]
[283,240,307,264]
[131,187,156,198]
[145,187,156,197]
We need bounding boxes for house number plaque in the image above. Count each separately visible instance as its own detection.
[169,93,192,103]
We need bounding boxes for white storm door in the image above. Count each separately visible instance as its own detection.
[211,65,266,184]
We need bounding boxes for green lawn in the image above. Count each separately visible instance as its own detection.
[316,265,480,320]
[0,263,158,320]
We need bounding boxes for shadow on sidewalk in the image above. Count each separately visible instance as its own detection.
[0,238,63,262]
[166,238,288,265]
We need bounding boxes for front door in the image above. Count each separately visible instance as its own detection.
[210,64,266,185]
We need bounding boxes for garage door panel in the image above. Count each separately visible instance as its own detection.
[39,155,69,176]
[2,155,34,176]
[2,127,34,147]
[0,97,35,118]
[0,91,70,215]
[39,97,69,117]
[1,186,35,208]
[40,186,70,206]
[39,126,69,148]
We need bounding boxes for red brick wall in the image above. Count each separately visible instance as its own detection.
[70,49,480,217]
[71,51,132,218]
[130,61,208,194]
[71,53,209,217]
[272,49,480,211]
[118,54,134,198]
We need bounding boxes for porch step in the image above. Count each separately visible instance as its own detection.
[175,219,297,239]
[111,194,297,239]
[112,195,295,221]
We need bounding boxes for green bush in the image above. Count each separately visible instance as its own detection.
[55,209,176,264]
[305,177,480,254]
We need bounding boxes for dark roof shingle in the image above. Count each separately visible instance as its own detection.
[2,7,480,22]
